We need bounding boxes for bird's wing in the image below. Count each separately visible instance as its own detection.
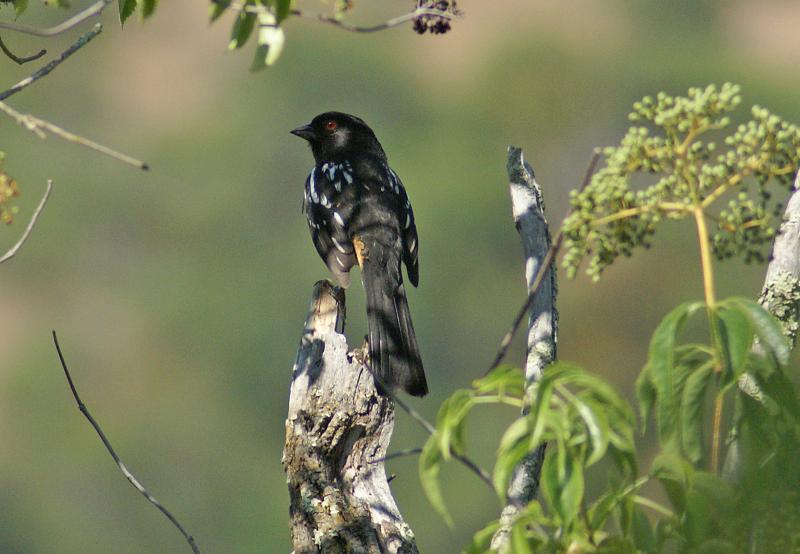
[386,167,419,287]
[303,166,356,287]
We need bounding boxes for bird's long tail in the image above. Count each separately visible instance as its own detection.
[361,255,428,397]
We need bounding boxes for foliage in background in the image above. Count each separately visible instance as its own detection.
[420,86,800,552]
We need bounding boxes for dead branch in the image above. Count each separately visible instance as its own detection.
[284,281,418,553]
[487,150,600,372]
[51,331,200,554]
[0,23,102,101]
[0,99,149,170]
[490,147,558,551]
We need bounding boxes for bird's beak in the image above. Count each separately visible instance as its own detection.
[290,124,315,141]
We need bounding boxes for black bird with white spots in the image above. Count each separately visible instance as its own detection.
[291,112,427,397]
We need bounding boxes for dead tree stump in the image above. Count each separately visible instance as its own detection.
[283,280,418,554]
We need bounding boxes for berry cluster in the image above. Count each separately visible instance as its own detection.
[412,0,459,35]
[562,84,800,281]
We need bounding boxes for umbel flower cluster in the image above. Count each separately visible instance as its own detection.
[562,83,800,280]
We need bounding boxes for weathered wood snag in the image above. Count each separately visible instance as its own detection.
[283,280,418,554]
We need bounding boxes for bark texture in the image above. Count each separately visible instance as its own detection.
[491,147,557,551]
[283,280,418,554]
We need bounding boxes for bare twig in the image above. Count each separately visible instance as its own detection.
[289,7,458,33]
[0,100,149,170]
[371,447,424,464]
[212,1,458,33]
[51,331,200,554]
[0,0,112,37]
[487,150,601,372]
[0,24,102,101]
[0,33,46,64]
[383,372,495,491]
[0,179,52,264]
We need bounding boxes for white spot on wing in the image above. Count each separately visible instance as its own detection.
[343,171,353,184]
[409,237,417,253]
[404,212,411,229]
[331,236,347,254]
[309,168,319,202]
[333,212,345,227]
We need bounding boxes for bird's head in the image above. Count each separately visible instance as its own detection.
[291,112,386,163]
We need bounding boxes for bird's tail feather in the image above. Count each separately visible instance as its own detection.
[362,263,428,397]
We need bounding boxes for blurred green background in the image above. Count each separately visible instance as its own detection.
[1,1,799,552]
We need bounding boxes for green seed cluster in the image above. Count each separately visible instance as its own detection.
[563,84,800,281]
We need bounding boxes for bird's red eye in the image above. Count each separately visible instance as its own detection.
[325,120,338,132]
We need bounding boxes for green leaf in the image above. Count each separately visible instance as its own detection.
[418,435,453,527]
[12,0,27,16]
[209,0,230,22]
[141,0,157,18]
[571,394,609,466]
[646,301,705,448]
[510,522,534,554]
[727,297,790,365]
[715,303,754,386]
[464,520,500,554]
[493,419,532,497]
[650,452,693,512]
[435,389,473,461]
[472,364,525,398]
[274,0,292,23]
[250,12,285,70]
[118,0,137,25]
[680,362,713,464]
[631,507,656,551]
[635,370,656,431]
[540,450,584,526]
[229,12,256,50]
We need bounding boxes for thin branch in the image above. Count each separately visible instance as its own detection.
[487,150,601,372]
[0,33,46,64]
[0,23,102,101]
[0,178,53,264]
[385,376,495,491]
[289,7,458,33]
[371,447,424,464]
[0,0,112,37]
[0,100,149,170]
[213,1,458,33]
[51,331,200,554]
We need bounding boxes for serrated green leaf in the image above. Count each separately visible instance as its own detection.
[472,364,525,397]
[418,435,452,527]
[647,301,705,448]
[209,0,230,22]
[680,362,713,464]
[229,12,256,50]
[118,0,136,25]
[715,303,753,386]
[727,296,790,365]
